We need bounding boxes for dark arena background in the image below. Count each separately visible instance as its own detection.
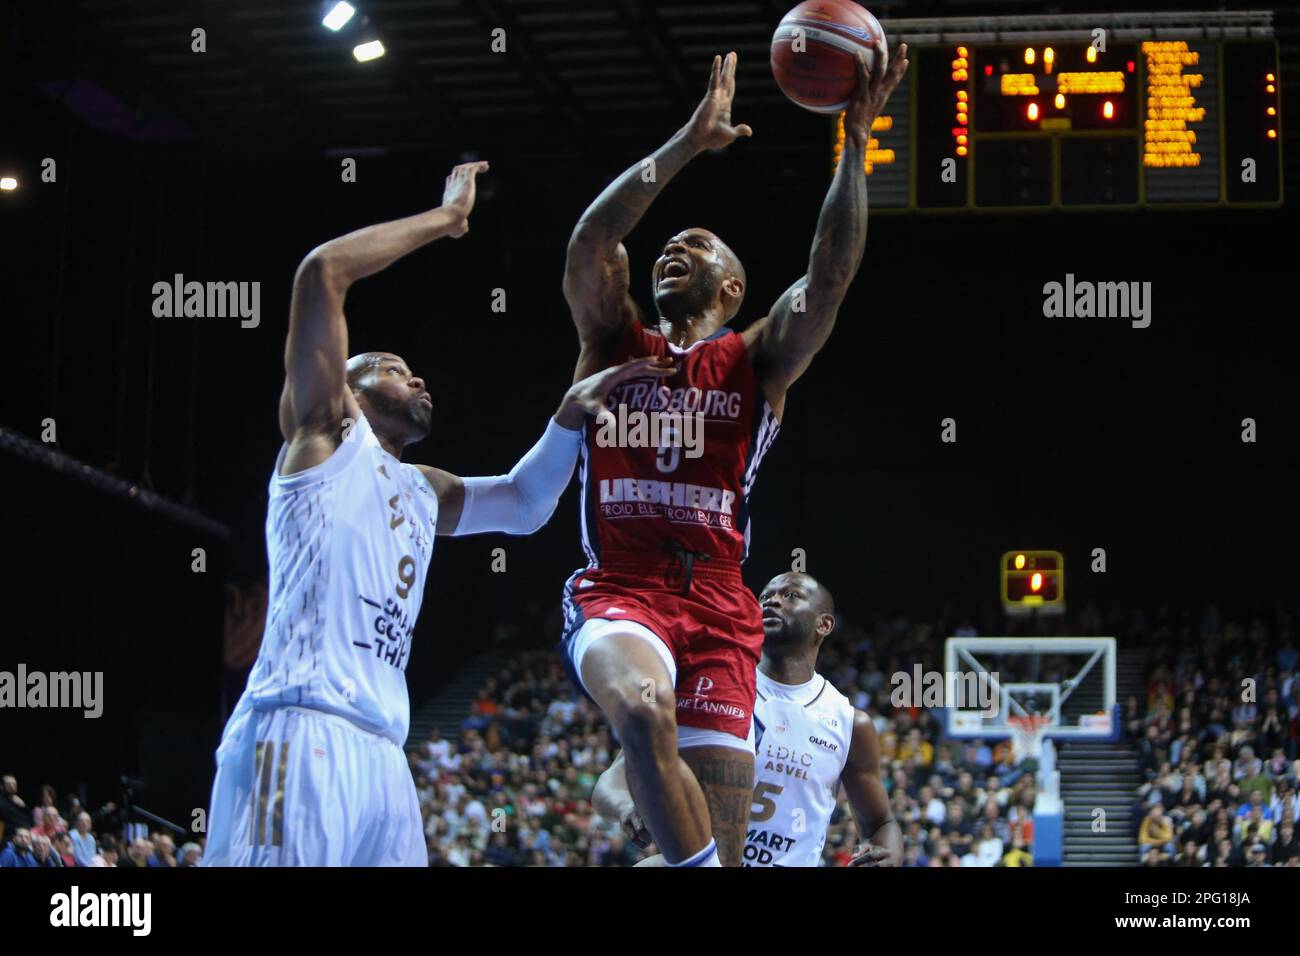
[1,0,1298,931]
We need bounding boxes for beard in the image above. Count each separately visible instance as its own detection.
[411,400,433,435]
[366,388,432,439]
[652,272,718,319]
[762,617,803,650]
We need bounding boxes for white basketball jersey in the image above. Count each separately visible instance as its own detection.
[236,412,438,746]
[745,669,854,867]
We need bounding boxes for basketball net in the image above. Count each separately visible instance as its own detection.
[1008,715,1051,764]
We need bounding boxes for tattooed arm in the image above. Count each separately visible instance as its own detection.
[563,52,752,373]
[747,44,908,420]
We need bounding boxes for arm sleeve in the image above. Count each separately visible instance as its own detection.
[451,417,583,536]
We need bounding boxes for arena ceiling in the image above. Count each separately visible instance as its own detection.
[7,1,1300,191]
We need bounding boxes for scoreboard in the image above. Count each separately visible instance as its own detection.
[1001,550,1065,611]
[831,38,1282,210]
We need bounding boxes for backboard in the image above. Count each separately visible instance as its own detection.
[942,636,1118,740]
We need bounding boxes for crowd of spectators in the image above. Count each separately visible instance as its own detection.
[0,776,201,868]
[409,601,1299,867]
[408,648,1045,867]
[409,666,625,866]
[1129,603,1300,866]
[6,602,1295,868]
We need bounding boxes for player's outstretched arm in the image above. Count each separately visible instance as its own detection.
[749,44,908,419]
[843,709,904,866]
[564,52,752,360]
[419,356,674,535]
[278,162,490,462]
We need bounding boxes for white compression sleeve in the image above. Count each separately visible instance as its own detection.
[451,417,583,536]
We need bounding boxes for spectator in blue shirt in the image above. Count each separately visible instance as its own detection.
[70,812,97,867]
[148,833,177,867]
[0,828,37,867]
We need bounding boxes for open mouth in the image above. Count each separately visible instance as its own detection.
[660,258,689,282]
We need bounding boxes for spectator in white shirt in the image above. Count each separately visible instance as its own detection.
[920,786,947,825]
[974,823,1004,866]
[438,750,463,772]
[547,698,577,726]
[447,834,471,867]
[425,727,451,763]
[464,797,488,828]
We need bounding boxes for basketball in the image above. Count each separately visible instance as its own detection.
[770,0,887,114]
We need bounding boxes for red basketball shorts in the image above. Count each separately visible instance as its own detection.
[561,552,762,741]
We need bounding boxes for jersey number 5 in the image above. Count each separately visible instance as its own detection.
[656,422,680,474]
[751,781,783,822]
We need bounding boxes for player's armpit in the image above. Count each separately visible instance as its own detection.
[416,466,466,535]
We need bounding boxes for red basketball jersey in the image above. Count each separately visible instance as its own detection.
[576,321,780,566]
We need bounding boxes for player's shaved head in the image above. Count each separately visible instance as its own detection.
[694,230,745,283]
[696,228,746,319]
[343,352,432,443]
[652,227,747,324]
[346,352,404,391]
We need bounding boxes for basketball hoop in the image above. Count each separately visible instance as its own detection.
[1008,715,1051,764]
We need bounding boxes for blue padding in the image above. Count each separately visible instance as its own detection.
[1034,806,1063,867]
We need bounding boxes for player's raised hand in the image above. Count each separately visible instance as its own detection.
[557,355,676,428]
[440,160,490,237]
[844,42,909,138]
[683,52,753,152]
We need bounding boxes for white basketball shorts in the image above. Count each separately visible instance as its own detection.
[202,705,424,867]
